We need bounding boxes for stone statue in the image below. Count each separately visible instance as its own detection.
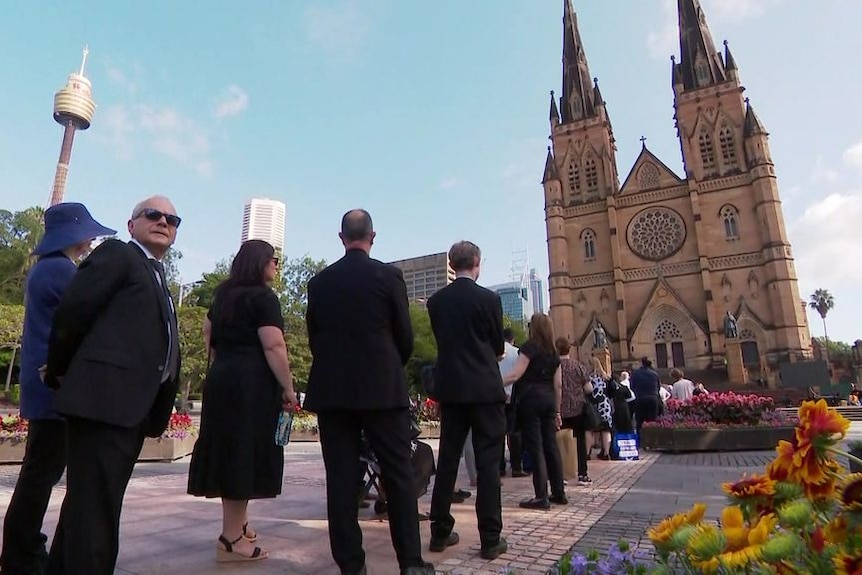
[723,311,739,339]
[592,321,608,350]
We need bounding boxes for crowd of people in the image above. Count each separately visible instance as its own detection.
[1,199,712,575]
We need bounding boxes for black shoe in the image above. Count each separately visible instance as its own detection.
[451,489,471,503]
[343,566,367,575]
[578,475,593,486]
[500,468,507,476]
[518,497,550,510]
[597,452,611,461]
[429,531,460,552]
[401,562,435,575]
[480,537,508,560]
[511,470,529,478]
[549,493,569,505]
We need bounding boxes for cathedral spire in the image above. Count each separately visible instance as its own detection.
[744,98,767,137]
[542,146,558,183]
[560,0,596,123]
[677,0,726,90]
[549,90,560,126]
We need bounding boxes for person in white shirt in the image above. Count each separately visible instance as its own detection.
[670,369,695,401]
[498,329,526,477]
[659,384,672,405]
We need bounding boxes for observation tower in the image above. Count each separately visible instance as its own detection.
[49,47,96,206]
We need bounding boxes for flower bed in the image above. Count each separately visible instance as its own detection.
[0,412,198,463]
[557,400,862,573]
[641,392,797,452]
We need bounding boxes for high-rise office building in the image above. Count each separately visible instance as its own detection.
[389,252,455,303]
[529,268,545,314]
[489,281,534,325]
[241,198,286,251]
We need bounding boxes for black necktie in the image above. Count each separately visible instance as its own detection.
[150,259,179,380]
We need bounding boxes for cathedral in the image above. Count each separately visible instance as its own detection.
[543,0,811,379]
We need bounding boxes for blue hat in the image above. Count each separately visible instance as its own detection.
[33,203,116,256]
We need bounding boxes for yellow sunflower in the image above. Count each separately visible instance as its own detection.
[840,473,862,512]
[711,506,778,570]
[648,503,706,550]
[722,473,776,500]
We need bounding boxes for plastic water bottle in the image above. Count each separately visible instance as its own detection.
[275,410,294,447]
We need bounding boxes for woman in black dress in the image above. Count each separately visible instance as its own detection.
[502,313,566,509]
[188,240,298,562]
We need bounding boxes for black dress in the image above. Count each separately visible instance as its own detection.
[188,286,285,500]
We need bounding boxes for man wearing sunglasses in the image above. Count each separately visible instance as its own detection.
[44,195,182,575]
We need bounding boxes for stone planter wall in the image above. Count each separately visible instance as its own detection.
[287,422,440,442]
[640,426,795,453]
[138,435,198,462]
[0,440,26,463]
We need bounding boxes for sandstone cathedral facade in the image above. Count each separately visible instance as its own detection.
[543,0,810,378]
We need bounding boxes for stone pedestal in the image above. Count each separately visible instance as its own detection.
[593,347,612,375]
[725,339,748,386]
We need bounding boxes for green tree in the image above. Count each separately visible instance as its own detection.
[279,256,327,390]
[162,247,183,300]
[177,306,208,408]
[0,305,25,389]
[503,316,527,346]
[405,304,438,397]
[0,207,44,305]
[186,257,231,309]
[809,289,835,365]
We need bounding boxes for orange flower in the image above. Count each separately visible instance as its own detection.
[723,474,776,499]
[834,552,862,575]
[798,399,850,440]
[647,503,707,549]
[826,515,850,545]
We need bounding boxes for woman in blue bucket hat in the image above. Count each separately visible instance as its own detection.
[0,202,114,575]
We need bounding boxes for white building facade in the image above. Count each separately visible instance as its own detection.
[241,198,286,251]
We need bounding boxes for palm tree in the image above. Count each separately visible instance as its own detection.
[809,289,835,366]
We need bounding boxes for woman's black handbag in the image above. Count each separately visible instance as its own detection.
[583,399,603,430]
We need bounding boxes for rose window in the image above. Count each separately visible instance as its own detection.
[627,207,686,261]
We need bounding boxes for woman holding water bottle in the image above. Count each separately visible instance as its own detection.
[188,240,298,563]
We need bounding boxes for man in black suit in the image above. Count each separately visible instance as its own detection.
[44,195,182,575]
[426,241,508,560]
[304,209,433,575]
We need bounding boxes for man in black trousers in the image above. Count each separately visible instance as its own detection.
[44,195,182,575]
[426,241,508,560]
[304,209,433,575]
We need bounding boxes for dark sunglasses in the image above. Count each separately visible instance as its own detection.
[136,208,182,228]
[271,257,280,266]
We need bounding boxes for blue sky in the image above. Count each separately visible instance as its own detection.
[2,0,861,344]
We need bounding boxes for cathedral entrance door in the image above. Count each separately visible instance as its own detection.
[671,342,686,368]
[655,343,668,369]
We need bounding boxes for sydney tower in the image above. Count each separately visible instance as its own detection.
[49,47,96,206]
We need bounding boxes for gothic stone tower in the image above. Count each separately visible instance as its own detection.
[543,0,810,376]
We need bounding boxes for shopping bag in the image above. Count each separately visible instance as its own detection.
[614,431,639,461]
[555,429,579,480]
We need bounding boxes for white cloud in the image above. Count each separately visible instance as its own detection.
[214,85,249,120]
[99,105,135,160]
[791,191,862,286]
[439,177,462,190]
[304,0,370,60]
[104,62,138,95]
[702,0,780,22]
[139,105,213,176]
[647,0,781,60]
[843,140,862,170]
[647,0,677,60]
[810,155,840,185]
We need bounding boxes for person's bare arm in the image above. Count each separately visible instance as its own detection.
[502,355,530,385]
[258,326,298,408]
[203,318,215,363]
[554,366,563,429]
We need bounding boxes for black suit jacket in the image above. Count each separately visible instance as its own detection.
[426,277,506,404]
[45,240,180,437]
[304,249,413,411]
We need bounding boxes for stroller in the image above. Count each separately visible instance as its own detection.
[358,419,436,515]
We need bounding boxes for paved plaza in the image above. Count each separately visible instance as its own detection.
[1,424,858,575]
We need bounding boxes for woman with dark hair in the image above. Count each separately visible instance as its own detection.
[502,313,566,509]
[188,240,298,562]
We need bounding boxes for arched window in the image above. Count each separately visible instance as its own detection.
[721,205,739,240]
[699,130,716,172]
[581,229,596,261]
[719,125,738,168]
[654,318,684,368]
[585,158,599,193]
[568,162,581,195]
